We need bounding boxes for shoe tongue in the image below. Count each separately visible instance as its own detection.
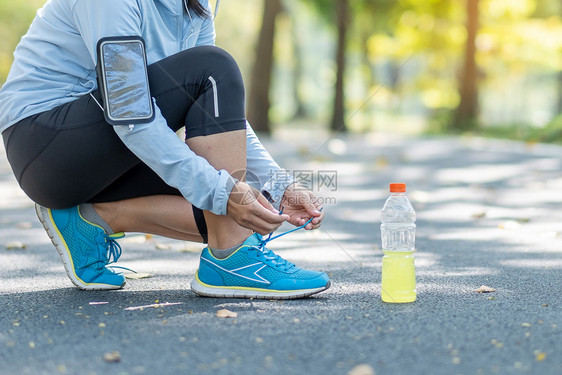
[243,233,264,248]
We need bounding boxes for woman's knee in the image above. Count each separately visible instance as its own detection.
[192,46,239,71]
[188,46,244,88]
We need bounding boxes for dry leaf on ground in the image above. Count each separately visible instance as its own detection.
[498,221,520,230]
[154,243,172,250]
[125,302,182,311]
[471,212,487,219]
[124,272,152,280]
[5,241,26,250]
[103,351,121,363]
[475,285,496,293]
[180,243,204,253]
[348,364,376,375]
[216,309,238,318]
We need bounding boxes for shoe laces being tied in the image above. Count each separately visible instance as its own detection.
[252,214,317,272]
[88,232,126,271]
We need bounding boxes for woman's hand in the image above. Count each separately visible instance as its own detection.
[226,181,289,235]
[280,183,324,230]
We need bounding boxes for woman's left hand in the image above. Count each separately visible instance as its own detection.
[280,183,324,230]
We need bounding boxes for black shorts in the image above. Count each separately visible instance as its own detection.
[2,46,248,242]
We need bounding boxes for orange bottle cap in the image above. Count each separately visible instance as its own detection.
[389,183,406,193]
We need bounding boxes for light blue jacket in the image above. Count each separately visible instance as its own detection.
[0,0,292,215]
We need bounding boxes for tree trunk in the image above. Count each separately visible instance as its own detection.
[290,14,307,120]
[247,0,282,134]
[330,0,350,132]
[451,0,479,132]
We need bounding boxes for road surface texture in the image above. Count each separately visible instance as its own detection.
[1,134,561,375]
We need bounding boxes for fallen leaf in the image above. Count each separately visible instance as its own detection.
[471,212,487,219]
[216,309,238,318]
[498,221,520,230]
[521,323,532,328]
[5,241,26,250]
[535,352,546,362]
[347,363,376,375]
[180,243,204,253]
[103,351,121,363]
[154,243,172,250]
[125,302,182,311]
[124,272,152,280]
[475,285,496,293]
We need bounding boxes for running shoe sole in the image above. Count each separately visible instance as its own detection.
[35,204,125,291]
[190,271,330,299]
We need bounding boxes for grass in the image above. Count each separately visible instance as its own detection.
[477,115,562,144]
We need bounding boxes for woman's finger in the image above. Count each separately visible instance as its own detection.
[256,191,278,213]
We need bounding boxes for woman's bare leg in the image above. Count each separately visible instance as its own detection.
[93,195,203,242]
[186,129,253,249]
[93,129,253,249]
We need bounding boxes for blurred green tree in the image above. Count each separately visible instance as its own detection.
[451,0,480,132]
[303,0,351,132]
[289,8,307,120]
[331,0,350,132]
[247,0,283,134]
[0,0,43,85]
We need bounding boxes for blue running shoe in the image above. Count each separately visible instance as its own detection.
[191,233,330,299]
[35,204,126,290]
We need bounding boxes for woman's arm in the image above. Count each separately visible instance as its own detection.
[71,1,236,215]
[245,123,294,210]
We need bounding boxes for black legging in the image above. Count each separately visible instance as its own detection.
[2,46,248,242]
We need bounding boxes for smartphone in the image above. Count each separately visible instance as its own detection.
[96,36,155,126]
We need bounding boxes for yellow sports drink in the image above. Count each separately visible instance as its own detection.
[380,183,417,303]
[381,250,416,303]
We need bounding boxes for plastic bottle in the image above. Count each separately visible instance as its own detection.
[380,183,416,303]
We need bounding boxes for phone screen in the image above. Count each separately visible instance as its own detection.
[100,40,153,124]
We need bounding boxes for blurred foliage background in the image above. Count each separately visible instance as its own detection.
[1,0,561,142]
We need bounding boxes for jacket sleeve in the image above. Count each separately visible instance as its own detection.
[113,104,237,215]
[71,1,236,215]
[71,0,143,63]
[245,122,294,210]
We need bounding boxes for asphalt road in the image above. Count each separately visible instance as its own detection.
[1,134,561,375]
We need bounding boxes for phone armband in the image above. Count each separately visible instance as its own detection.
[96,36,155,126]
